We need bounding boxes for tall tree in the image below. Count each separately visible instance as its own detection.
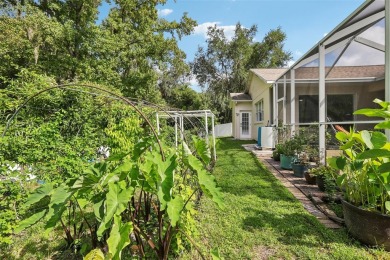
[0,0,196,104]
[192,23,291,123]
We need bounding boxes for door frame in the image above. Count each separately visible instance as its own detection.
[239,112,251,139]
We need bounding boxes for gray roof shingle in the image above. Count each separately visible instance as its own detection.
[230,93,252,101]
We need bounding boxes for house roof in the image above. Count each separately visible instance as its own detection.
[230,93,252,101]
[284,65,384,80]
[250,68,288,83]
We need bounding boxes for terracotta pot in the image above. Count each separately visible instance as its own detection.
[304,172,317,185]
[342,200,390,251]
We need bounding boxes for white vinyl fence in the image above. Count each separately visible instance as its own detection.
[214,123,232,137]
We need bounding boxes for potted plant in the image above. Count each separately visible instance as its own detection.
[330,99,390,250]
[292,153,309,178]
[279,138,299,170]
[272,144,283,161]
[308,165,338,191]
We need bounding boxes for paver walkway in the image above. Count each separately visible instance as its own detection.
[242,144,342,229]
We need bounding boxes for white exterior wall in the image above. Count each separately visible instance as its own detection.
[248,75,273,141]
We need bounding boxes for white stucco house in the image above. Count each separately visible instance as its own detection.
[230,69,286,140]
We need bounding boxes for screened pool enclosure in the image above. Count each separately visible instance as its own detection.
[271,0,389,163]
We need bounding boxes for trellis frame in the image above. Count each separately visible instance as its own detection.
[156,110,217,161]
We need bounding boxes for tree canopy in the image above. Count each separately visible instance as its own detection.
[192,23,292,123]
[0,0,197,103]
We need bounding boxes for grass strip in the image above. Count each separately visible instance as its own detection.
[181,138,390,259]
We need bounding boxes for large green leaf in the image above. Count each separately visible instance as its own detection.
[93,197,105,222]
[159,153,177,202]
[360,130,373,149]
[335,131,348,142]
[371,132,388,149]
[84,249,105,260]
[354,108,390,118]
[192,136,211,165]
[167,196,184,227]
[187,154,224,209]
[375,121,390,130]
[14,210,47,234]
[44,184,74,231]
[24,183,53,208]
[97,181,133,238]
[107,215,133,260]
[373,98,388,109]
[357,149,390,160]
[378,162,390,174]
[102,161,133,186]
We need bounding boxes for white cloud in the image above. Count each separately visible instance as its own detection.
[287,60,295,68]
[359,23,385,45]
[323,32,328,37]
[193,22,237,40]
[186,75,202,92]
[337,41,384,66]
[158,9,173,17]
[294,50,303,57]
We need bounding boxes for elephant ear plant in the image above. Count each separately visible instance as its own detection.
[330,99,390,214]
[14,136,224,259]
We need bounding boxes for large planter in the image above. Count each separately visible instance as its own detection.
[280,154,295,170]
[342,200,390,250]
[291,163,307,178]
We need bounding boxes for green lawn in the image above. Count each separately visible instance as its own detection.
[181,138,390,259]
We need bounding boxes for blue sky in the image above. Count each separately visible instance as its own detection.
[99,0,370,88]
[156,0,365,63]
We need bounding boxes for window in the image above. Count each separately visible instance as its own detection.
[298,94,354,123]
[255,99,264,122]
[327,94,354,122]
[299,95,319,123]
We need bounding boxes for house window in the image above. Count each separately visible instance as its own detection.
[299,95,319,123]
[327,94,354,122]
[298,94,354,123]
[255,99,264,122]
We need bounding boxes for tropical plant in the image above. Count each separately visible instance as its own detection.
[330,99,390,214]
[14,135,223,259]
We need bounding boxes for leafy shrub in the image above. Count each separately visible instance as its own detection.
[15,136,223,259]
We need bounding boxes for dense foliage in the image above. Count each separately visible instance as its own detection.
[0,0,197,103]
[192,23,292,122]
[15,136,223,259]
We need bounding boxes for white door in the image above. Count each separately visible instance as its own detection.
[240,112,251,139]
